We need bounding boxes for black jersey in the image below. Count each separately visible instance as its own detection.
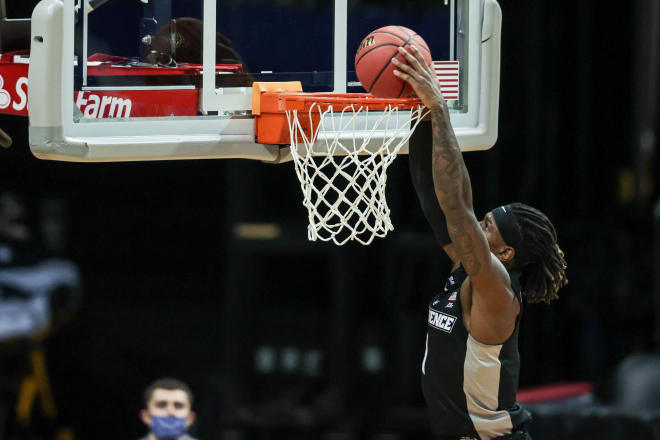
[421,265,532,439]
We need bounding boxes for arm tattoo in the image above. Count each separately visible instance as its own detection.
[431,104,481,276]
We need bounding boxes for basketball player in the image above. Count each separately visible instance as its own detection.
[392,47,567,440]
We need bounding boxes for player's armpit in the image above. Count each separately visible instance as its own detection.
[467,256,520,344]
[471,253,517,312]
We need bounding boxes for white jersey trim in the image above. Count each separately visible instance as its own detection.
[422,332,429,374]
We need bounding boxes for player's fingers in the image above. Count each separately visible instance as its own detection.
[408,45,436,79]
[393,68,417,86]
[391,58,425,85]
[391,57,417,76]
[397,46,426,74]
[403,47,436,84]
[397,46,420,68]
[409,45,429,66]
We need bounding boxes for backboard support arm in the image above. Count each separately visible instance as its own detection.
[333,0,347,93]
[199,0,252,115]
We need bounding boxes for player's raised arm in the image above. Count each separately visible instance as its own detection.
[408,118,462,265]
[393,46,508,297]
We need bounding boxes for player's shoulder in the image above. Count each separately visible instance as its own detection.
[464,254,517,302]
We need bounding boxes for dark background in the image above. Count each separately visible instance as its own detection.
[1,0,659,439]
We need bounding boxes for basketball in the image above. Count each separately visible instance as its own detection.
[354,25,433,98]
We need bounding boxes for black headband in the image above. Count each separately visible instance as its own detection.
[492,204,531,266]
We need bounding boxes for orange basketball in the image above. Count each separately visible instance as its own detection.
[354,25,433,98]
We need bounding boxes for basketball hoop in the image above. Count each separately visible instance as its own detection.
[256,92,429,246]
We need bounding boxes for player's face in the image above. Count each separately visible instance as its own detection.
[479,211,507,253]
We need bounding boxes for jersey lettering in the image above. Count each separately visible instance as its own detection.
[428,309,457,333]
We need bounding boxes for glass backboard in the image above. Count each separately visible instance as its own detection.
[26,0,501,162]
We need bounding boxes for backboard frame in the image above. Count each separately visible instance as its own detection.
[27,0,501,163]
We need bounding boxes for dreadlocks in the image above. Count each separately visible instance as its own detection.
[509,203,567,304]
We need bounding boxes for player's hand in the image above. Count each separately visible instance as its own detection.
[392,46,446,111]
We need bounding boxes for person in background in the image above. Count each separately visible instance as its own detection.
[139,378,199,440]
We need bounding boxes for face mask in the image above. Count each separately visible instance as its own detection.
[151,416,187,439]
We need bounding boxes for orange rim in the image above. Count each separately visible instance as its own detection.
[255,92,425,145]
[277,92,423,111]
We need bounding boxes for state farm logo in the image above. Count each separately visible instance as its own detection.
[75,92,132,118]
[0,74,28,111]
[0,74,132,118]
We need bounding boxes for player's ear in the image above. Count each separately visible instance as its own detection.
[497,246,515,263]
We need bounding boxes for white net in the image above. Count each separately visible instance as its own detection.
[286,102,428,246]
